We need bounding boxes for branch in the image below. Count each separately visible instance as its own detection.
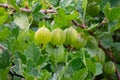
[99,42,120,80]
[72,20,86,28]
[0,3,57,13]
[0,3,87,29]
[0,44,5,52]
[98,18,108,27]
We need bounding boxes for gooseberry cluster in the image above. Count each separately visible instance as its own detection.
[35,26,116,75]
[34,26,87,49]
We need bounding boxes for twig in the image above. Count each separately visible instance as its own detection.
[72,20,86,28]
[98,18,108,27]
[0,44,5,52]
[99,43,114,61]
[99,42,120,80]
[0,4,86,29]
[0,3,57,13]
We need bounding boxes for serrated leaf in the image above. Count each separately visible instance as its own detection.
[86,58,96,74]
[0,8,8,25]
[13,76,21,80]
[112,49,120,65]
[14,14,29,30]
[48,0,59,6]
[0,51,10,69]
[66,11,78,20]
[95,63,103,76]
[24,60,39,77]
[60,0,73,7]
[8,0,20,12]
[39,70,51,80]
[32,2,42,13]
[58,8,66,18]
[11,27,19,39]
[98,32,113,49]
[112,42,120,52]
[37,54,49,68]
[23,43,41,65]
[0,67,10,80]
[61,77,72,80]
[0,27,11,40]
[25,75,35,80]
[46,44,66,64]
[53,8,78,28]
[86,59,103,76]
[12,59,23,76]
[72,68,88,80]
[32,12,45,22]
[14,51,27,64]
[110,20,120,32]
[69,58,84,72]
[104,3,120,21]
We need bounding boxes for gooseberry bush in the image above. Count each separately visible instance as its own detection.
[0,0,120,80]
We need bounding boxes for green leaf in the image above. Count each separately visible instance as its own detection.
[112,42,120,52]
[12,59,23,76]
[31,1,43,22]
[32,12,45,22]
[8,0,20,12]
[104,3,120,21]
[25,75,35,80]
[98,32,113,49]
[39,70,51,80]
[48,0,59,7]
[23,59,40,77]
[58,8,66,18]
[0,8,8,25]
[53,8,78,29]
[37,54,49,68]
[32,2,42,13]
[86,59,103,76]
[14,51,27,64]
[82,0,88,17]
[0,51,10,69]
[66,11,78,20]
[86,58,96,74]
[111,43,120,63]
[0,0,7,3]
[59,0,73,7]
[69,58,84,72]
[61,77,72,80]
[14,14,30,30]
[110,20,120,32]
[23,43,41,65]
[13,76,21,80]
[95,63,103,76]
[72,68,88,80]
[0,27,11,40]
[0,67,10,80]
[46,45,66,64]
[86,36,98,57]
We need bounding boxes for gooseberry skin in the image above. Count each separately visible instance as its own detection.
[35,27,51,44]
[104,61,116,74]
[87,3,100,17]
[73,33,87,49]
[95,48,106,64]
[50,28,66,45]
[64,27,77,45]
